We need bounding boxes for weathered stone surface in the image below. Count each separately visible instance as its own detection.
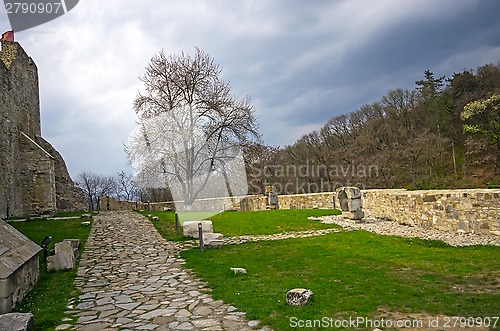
[336,187,364,220]
[0,312,34,331]
[362,188,500,234]
[205,240,224,248]
[64,239,81,260]
[265,185,279,209]
[47,241,76,271]
[342,210,365,220]
[182,221,213,238]
[320,215,500,247]
[35,137,87,212]
[91,185,500,237]
[286,288,313,306]
[0,41,86,219]
[203,233,223,243]
[248,320,260,327]
[68,211,262,331]
[230,268,247,274]
[0,220,41,313]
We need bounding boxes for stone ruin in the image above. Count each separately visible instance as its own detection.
[265,185,278,209]
[47,239,80,272]
[182,220,225,248]
[0,41,87,319]
[335,186,365,220]
[0,40,86,219]
[286,288,314,306]
[0,220,41,314]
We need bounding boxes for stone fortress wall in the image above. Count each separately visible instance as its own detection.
[0,41,86,218]
[111,188,500,235]
[361,189,500,234]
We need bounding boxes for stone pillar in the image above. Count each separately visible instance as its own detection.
[336,187,364,220]
[265,185,278,209]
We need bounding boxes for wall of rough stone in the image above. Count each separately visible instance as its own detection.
[109,188,500,235]
[0,41,40,138]
[240,195,267,211]
[0,41,40,218]
[0,220,41,314]
[0,256,39,313]
[0,41,86,218]
[36,137,87,212]
[137,196,243,212]
[100,196,142,211]
[278,192,335,210]
[18,132,56,215]
[362,189,500,234]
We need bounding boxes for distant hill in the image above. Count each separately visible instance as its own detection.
[245,64,500,193]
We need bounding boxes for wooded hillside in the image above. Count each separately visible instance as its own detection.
[245,64,500,194]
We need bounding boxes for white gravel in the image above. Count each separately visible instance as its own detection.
[315,215,500,247]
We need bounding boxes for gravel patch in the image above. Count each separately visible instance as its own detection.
[315,215,500,247]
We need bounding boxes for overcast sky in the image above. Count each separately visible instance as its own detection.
[1,0,499,179]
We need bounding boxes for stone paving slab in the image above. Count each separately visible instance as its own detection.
[57,211,267,331]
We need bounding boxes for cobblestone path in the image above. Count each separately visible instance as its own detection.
[57,211,263,331]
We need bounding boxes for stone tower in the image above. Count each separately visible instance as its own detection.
[0,41,86,218]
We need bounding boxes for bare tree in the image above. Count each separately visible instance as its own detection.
[76,172,99,210]
[76,172,117,210]
[126,48,259,209]
[115,171,139,201]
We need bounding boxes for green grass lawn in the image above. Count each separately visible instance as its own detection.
[9,214,93,331]
[138,210,187,241]
[177,214,499,330]
[141,209,341,241]
[207,209,341,237]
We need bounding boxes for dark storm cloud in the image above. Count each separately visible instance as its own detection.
[244,0,500,136]
[1,0,499,176]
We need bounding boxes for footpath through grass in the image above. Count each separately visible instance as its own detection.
[9,213,93,331]
[174,211,500,330]
[141,209,341,241]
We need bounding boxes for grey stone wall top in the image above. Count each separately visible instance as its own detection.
[0,220,41,279]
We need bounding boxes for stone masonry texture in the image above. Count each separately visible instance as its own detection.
[0,220,41,314]
[116,188,500,235]
[0,41,86,218]
[60,211,266,331]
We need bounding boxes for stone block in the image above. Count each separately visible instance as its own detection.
[286,288,313,306]
[342,210,365,220]
[182,221,213,238]
[0,220,41,314]
[47,241,76,271]
[423,195,437,202]
[348,198,362,212]
[0,278,14,298]
[0,297,13,315]
[205,240,224,248]
[0,312,34,331]
[343,187,361,199]
[230,267,247,274]
[203,233,223,243]
[63,239,80,260]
